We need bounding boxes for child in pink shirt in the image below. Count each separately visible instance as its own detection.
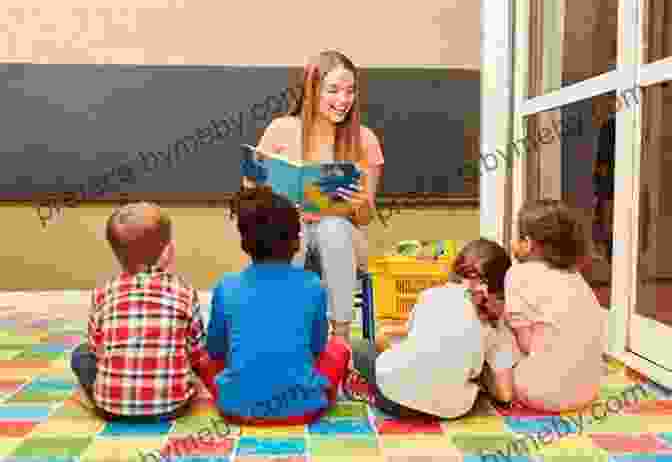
[505,199,605,412]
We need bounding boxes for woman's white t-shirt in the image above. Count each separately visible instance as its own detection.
[375,283,520,418]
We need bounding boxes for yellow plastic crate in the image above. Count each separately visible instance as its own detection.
[368,244,457,320]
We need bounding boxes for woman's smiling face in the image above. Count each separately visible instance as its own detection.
[318,66,355,124]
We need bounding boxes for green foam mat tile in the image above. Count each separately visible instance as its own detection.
[309,436,380,457]
[10,436,93,459]
[323,402,368,419]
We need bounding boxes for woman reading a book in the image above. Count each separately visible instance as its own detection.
[244,50,384,343]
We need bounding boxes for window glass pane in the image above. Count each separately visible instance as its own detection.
[634,80,672,327]
[643,0,672,64]
[519,88,640,307]
[527,0,617,98]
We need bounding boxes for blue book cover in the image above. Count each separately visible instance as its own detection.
[241,145,361,213]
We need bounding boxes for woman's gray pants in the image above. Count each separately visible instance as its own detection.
[293,216,357,324]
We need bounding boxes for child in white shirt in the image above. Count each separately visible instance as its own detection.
[505,199,605,412]
[346,239,521,419]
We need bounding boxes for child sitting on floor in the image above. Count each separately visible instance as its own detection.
[206,186,351,425]
[505,199,605,412]
[346,239,521,419]
[70,202,218,421]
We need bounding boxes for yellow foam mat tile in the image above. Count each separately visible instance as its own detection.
[536,435,610,462]
[47,358,72,371]
[442,415,508,434]
[0,370,46,381]
[603,356,626,372]
[601,373,642,387]
[32,416,105,436]
[581,414,649,434]
[170,415,240,437]
[633,415,672,433]
[79,437,166,462]
[379,435,461,459]
[241,424,308,436]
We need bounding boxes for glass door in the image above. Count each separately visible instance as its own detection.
[508,0,672,385]
[512,0,621,311]
[628,0,672,372]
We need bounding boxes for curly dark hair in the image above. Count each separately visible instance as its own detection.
[229,186,301,262]
[517,199,587,270]
[450,238,511,296]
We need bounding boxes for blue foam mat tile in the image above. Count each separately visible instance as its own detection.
[28,344,70,354]
[308,418,375,436]
[22,376,77,392]
[235,437,306,457]
[0,404,52,421]
[504,416,580,436]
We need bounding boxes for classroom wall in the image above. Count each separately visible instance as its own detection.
[1,204,479,290]
[2,2,480,68]
[0,1,481,290]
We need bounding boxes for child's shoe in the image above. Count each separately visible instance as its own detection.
[342,369,376,406]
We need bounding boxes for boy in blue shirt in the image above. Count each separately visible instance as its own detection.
[206,186,350,424]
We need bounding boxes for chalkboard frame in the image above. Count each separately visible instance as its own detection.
[11,190,479,211]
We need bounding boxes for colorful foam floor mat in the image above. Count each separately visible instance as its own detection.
[1,292,672,461]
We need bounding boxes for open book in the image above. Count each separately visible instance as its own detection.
[241,144,361,213]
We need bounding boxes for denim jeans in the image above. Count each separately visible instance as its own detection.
[350,339,440,420]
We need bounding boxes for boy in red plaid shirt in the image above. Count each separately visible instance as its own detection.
[70,202,219,420]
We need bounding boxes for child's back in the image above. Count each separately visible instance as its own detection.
[90,269,208,416]
[506,261,604,410]
[375,284,485,418]
[507,200,605,411]
[207,264,331,418]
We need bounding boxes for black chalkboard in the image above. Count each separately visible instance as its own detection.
[0,64,479,199]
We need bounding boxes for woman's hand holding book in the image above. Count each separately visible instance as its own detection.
[240,143,288,188]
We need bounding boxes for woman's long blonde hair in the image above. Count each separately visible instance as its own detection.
[289,50,364,164]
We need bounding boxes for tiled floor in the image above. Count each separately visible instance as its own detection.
[0,291,671,461]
